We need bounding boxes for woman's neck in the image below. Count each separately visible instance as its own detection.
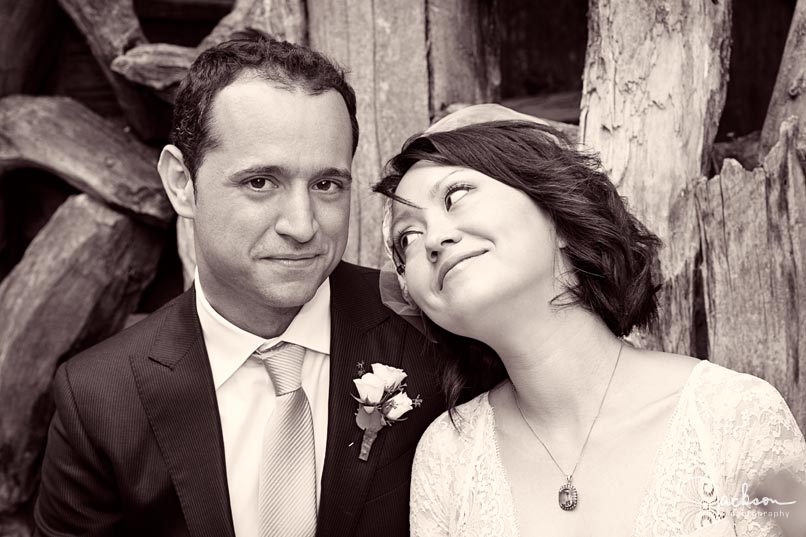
[481,305,624,432]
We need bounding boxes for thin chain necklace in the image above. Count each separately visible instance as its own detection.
[512,341,623,512]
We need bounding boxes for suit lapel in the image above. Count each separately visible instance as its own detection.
[317,263,404,537]
[129,289,235,537]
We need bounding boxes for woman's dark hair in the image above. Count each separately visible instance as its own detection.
[374,120,662,411]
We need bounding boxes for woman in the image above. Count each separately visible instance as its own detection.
[373,105,806,536]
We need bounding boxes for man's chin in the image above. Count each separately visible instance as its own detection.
[256,279,326,310]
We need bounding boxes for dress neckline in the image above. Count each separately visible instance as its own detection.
[483,358,710,536]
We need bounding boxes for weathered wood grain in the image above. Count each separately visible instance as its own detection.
[0,0,57,95]
[760,0,806,158]
[111,0,307,99]
[580,0,732,354]
[710,130,760,174]
[198,0,306,49]
[0,96,171,226]
[697,118,806,430]
[57,0,171,140]
[308,0,430,267]
[428,0,501,115]
[0,194,163,517]
[309,0,500,268]
[110,43,196,92]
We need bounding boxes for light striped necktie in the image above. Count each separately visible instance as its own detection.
[253,342,317,537]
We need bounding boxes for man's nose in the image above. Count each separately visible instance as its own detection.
[274,188,319,243]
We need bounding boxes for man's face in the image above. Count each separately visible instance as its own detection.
[191,77,353,321]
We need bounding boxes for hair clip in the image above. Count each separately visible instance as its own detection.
[395,263,406,275]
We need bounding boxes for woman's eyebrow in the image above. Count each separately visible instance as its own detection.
[391,204,420,225]
[428,169,464,198]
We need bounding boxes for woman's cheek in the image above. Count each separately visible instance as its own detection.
[406,266,434,309]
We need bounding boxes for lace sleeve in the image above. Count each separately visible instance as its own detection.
[710,372,806,536]
[409,412,459,537]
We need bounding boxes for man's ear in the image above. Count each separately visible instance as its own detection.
[157,145,196,219]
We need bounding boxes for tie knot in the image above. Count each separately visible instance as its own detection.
[254,342,305,395]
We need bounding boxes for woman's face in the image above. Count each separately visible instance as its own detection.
[390,161,565,337]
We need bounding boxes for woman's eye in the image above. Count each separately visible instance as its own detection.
[397,230,421,251]
[445,186,470,210]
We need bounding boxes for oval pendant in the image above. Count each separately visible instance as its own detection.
[558,480,578,511]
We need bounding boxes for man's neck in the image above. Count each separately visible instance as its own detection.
[195,275,302,339]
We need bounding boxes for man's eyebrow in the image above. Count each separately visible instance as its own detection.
[311,167,353,183]
[227,165,353,182]
[228,164,291,181]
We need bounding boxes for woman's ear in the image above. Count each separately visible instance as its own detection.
[157,145,196,219]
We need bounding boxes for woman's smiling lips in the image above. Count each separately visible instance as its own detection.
[437,249,487,290]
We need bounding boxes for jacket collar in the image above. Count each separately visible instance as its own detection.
[133,288,236,537]
[136,262,399,537]
[317,263,406,536]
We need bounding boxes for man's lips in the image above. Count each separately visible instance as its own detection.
[265,254,320,260]
[260,253,322,265]
[437,249,487,290]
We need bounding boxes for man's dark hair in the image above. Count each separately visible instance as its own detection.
[374,120,663,411]
[171,29,359,180]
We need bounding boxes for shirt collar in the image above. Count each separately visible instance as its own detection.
[194,269,331,390]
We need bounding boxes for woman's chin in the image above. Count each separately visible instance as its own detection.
[426,301,491,340]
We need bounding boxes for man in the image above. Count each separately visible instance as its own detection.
[34,31,445,537]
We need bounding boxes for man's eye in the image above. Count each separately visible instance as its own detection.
[248,177,269,190]
[445,186,470,210]
[313,180,342,192]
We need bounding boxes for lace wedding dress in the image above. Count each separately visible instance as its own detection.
[410,361,806,536]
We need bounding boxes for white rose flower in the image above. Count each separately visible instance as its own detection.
[384,392,414,420]
[353,373,386,404]
[371,363,407,391]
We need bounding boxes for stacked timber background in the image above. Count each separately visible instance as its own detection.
[0,0,803,534]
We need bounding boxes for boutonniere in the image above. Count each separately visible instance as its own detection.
[352,361,421,461]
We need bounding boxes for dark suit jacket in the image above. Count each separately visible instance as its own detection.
[34,262,447,537]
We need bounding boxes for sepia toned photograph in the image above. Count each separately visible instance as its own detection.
[0,1,805,536]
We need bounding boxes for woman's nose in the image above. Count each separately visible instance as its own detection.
[425,223,461,263]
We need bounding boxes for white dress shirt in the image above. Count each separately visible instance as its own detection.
[194,273,330,537]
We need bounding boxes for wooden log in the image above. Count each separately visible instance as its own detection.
[0,96,172,226]
[308,0,429,267]
[435,102,579,143]
[0,0,58,95]
[427,0,500,115]
[502,90,582,125]
[110,43,196,92]
[0,194,164,518]
[697,118,806,430]
[0,515,31,537]
[580,0,732,354]
[710,130,760,174]
[111,0,307,99]
[135,0,234,21]
[760,0,806,158]
[309,0,500,268]
[56,0,171,140]
[197,0,306,50]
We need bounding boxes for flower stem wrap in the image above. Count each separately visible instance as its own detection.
[359,430,378,461]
